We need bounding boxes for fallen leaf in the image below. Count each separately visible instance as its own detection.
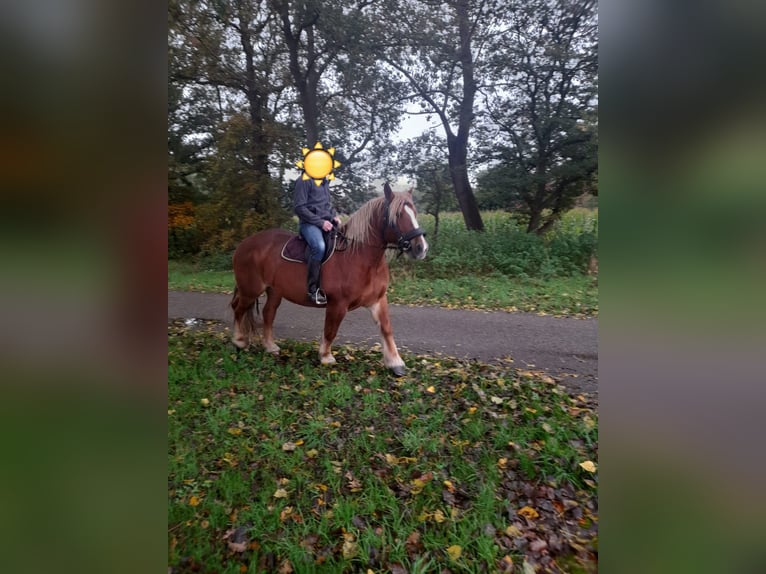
[426,386,436,393]
[278,559,293,573]
[282,441,298,451]
[490,396,503,404]
[306,448,319,458]
[505,524,523,537]
[342,538,358,559]
[385,453,398,465]
[497,457,508,469]
[542,423,553,433]
[579,460,597,473]
[529,539,548,552]
[433,509,446,523]
[228,428,242,436]
[522,560,536,574]
[499,555,514,572]
[200,398,210,406]
[188,495,201,506]
[446,545,462,561]
[273,488,288,499]
[517,506,539,519]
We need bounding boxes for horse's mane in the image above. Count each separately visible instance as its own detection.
[341,193,411,248]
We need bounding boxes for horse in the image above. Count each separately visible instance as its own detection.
[230,182,429,375]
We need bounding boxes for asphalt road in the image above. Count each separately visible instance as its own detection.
[168,291,598,393]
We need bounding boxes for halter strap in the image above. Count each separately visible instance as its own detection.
[381,196,426,255]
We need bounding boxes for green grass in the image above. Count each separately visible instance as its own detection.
[168,209,598,317]
[169,260,235,293]
[168,263,597,318]
[168,321,598,573]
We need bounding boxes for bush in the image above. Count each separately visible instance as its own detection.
[390,210,597,278]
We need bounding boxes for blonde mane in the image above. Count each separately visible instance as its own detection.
[341,192,412,249]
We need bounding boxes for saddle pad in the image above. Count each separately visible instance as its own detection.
[280,232,337,264]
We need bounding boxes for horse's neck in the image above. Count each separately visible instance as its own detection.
[346,241,387,270]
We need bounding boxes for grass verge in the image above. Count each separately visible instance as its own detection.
[168,321,598,573]
[167,261,598,318]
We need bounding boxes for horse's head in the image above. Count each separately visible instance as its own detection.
[383,182,429,260]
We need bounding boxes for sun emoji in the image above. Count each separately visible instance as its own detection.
[295,142,341,186]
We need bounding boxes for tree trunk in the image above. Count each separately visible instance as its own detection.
[447,136,484,231]
[448,0,484,232]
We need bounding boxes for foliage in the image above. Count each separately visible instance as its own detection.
[479,0,598,234]
[168,322,598,573]
[390,210,598,279]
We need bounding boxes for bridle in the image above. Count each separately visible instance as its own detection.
[382,196,427,256]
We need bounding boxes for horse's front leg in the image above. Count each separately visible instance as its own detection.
[367,296,406,376]
[319,302,348,365]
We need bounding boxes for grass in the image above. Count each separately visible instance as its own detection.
[168,321,598,573]
[168,262,597,318]
[168,209,598,318]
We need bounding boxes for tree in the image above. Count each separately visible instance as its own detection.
[397,131,458,241]
[481,0,598,234]
[271,0,405,166]
[384,0,500,231]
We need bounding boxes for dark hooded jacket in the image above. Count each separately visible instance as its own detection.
[293,177,336,227]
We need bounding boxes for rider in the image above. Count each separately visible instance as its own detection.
[293,175,341,305]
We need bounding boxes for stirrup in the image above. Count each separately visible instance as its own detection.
[308,289,327,305]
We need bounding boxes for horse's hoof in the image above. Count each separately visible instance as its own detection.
[390,365,407,377]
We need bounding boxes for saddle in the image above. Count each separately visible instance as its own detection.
[280,230,339,264]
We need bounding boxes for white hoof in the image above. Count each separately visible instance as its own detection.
[320,354,336,365]
[232,336,248,349]
[264,342,280,354]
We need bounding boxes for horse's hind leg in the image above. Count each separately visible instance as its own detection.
[231,286,259,349]
[261,288,283,354]
[319,302,348,365]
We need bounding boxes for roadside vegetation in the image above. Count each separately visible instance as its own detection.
[167,210,598,318]
[169,321,598,573]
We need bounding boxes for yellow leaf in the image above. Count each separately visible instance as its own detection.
[579,460,597,473]
[542,423,553,433]
[273,488,289,499]
[443,480,455,492]
[188,495,201,506]
[497,457,508,469]
[342,538,358,559]
[306,448,319,458]
[227,427,242,435]
[467,406,477,415]
[517,506,539,519]
[446,545,462,561]
[200,398,210,406]
[294,439,304,446]
[385,453,398,465]
[490,396,503,404]
[433,509,446,523]
[426,386,436,393]
[505,525,523,537]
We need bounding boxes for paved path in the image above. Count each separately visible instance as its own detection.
[168,291,598,393]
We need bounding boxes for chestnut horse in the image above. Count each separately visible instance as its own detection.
[230,183,428,375]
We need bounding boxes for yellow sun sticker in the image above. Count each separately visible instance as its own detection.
[295,141,341,186]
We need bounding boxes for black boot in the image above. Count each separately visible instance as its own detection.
[306,259,327,305]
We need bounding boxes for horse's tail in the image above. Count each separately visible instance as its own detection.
[230,285,260,346]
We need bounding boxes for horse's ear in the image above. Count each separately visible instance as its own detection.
[384,182,394,201]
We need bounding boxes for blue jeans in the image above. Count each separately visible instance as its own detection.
[299,223,326,262]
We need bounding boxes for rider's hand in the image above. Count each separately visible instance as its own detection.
[333,216,341,226]
[322,220,334,232]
